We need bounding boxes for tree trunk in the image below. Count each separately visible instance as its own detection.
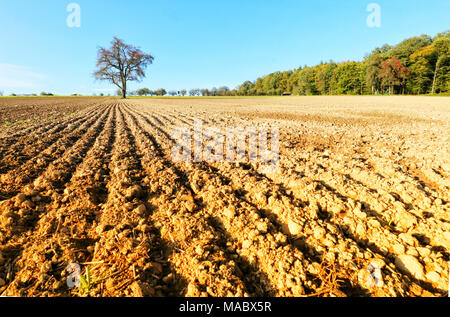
[122,82,127,99]
[431,58,440,95]
[431,70,437,95]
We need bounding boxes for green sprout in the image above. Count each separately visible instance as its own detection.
[77,265,115,296]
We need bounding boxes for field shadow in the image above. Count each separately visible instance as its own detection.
[205,215,277,297]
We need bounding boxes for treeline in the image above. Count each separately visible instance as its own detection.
[127,87,234,97]
[5,92,53,97]
[132,30,449,97]
[235,31,449,96]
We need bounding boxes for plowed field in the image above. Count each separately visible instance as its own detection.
[0,96,448,297]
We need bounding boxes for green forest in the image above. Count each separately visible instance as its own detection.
[131,30,449,97]
[233,30,450,96]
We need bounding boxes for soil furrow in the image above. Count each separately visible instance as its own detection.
[121,104,263,296]
[0,106,109,198]
[0,100,107,155]
[0,104,116,296]
[0,104,108,174]
[125,103,319,296]
[128,101,449,296]
[1,96,447,298]
[0,104,112,246]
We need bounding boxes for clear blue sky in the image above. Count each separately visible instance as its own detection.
[0,0,449,95]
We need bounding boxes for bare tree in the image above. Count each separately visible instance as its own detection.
[189,89,200,96]
[94,37,154,99]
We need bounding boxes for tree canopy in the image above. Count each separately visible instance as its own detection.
[131,30,449,97]
[94,37,154,99]
[231,30,449,96]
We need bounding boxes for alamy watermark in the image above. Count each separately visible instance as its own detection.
[66,3,81,28]
[366,262,383,288]
[64,3,380,29]
[66,263,81,288]
[366,3,381,28]
[171,119,280,173]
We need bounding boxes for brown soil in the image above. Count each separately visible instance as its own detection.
[0,96,448,297]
